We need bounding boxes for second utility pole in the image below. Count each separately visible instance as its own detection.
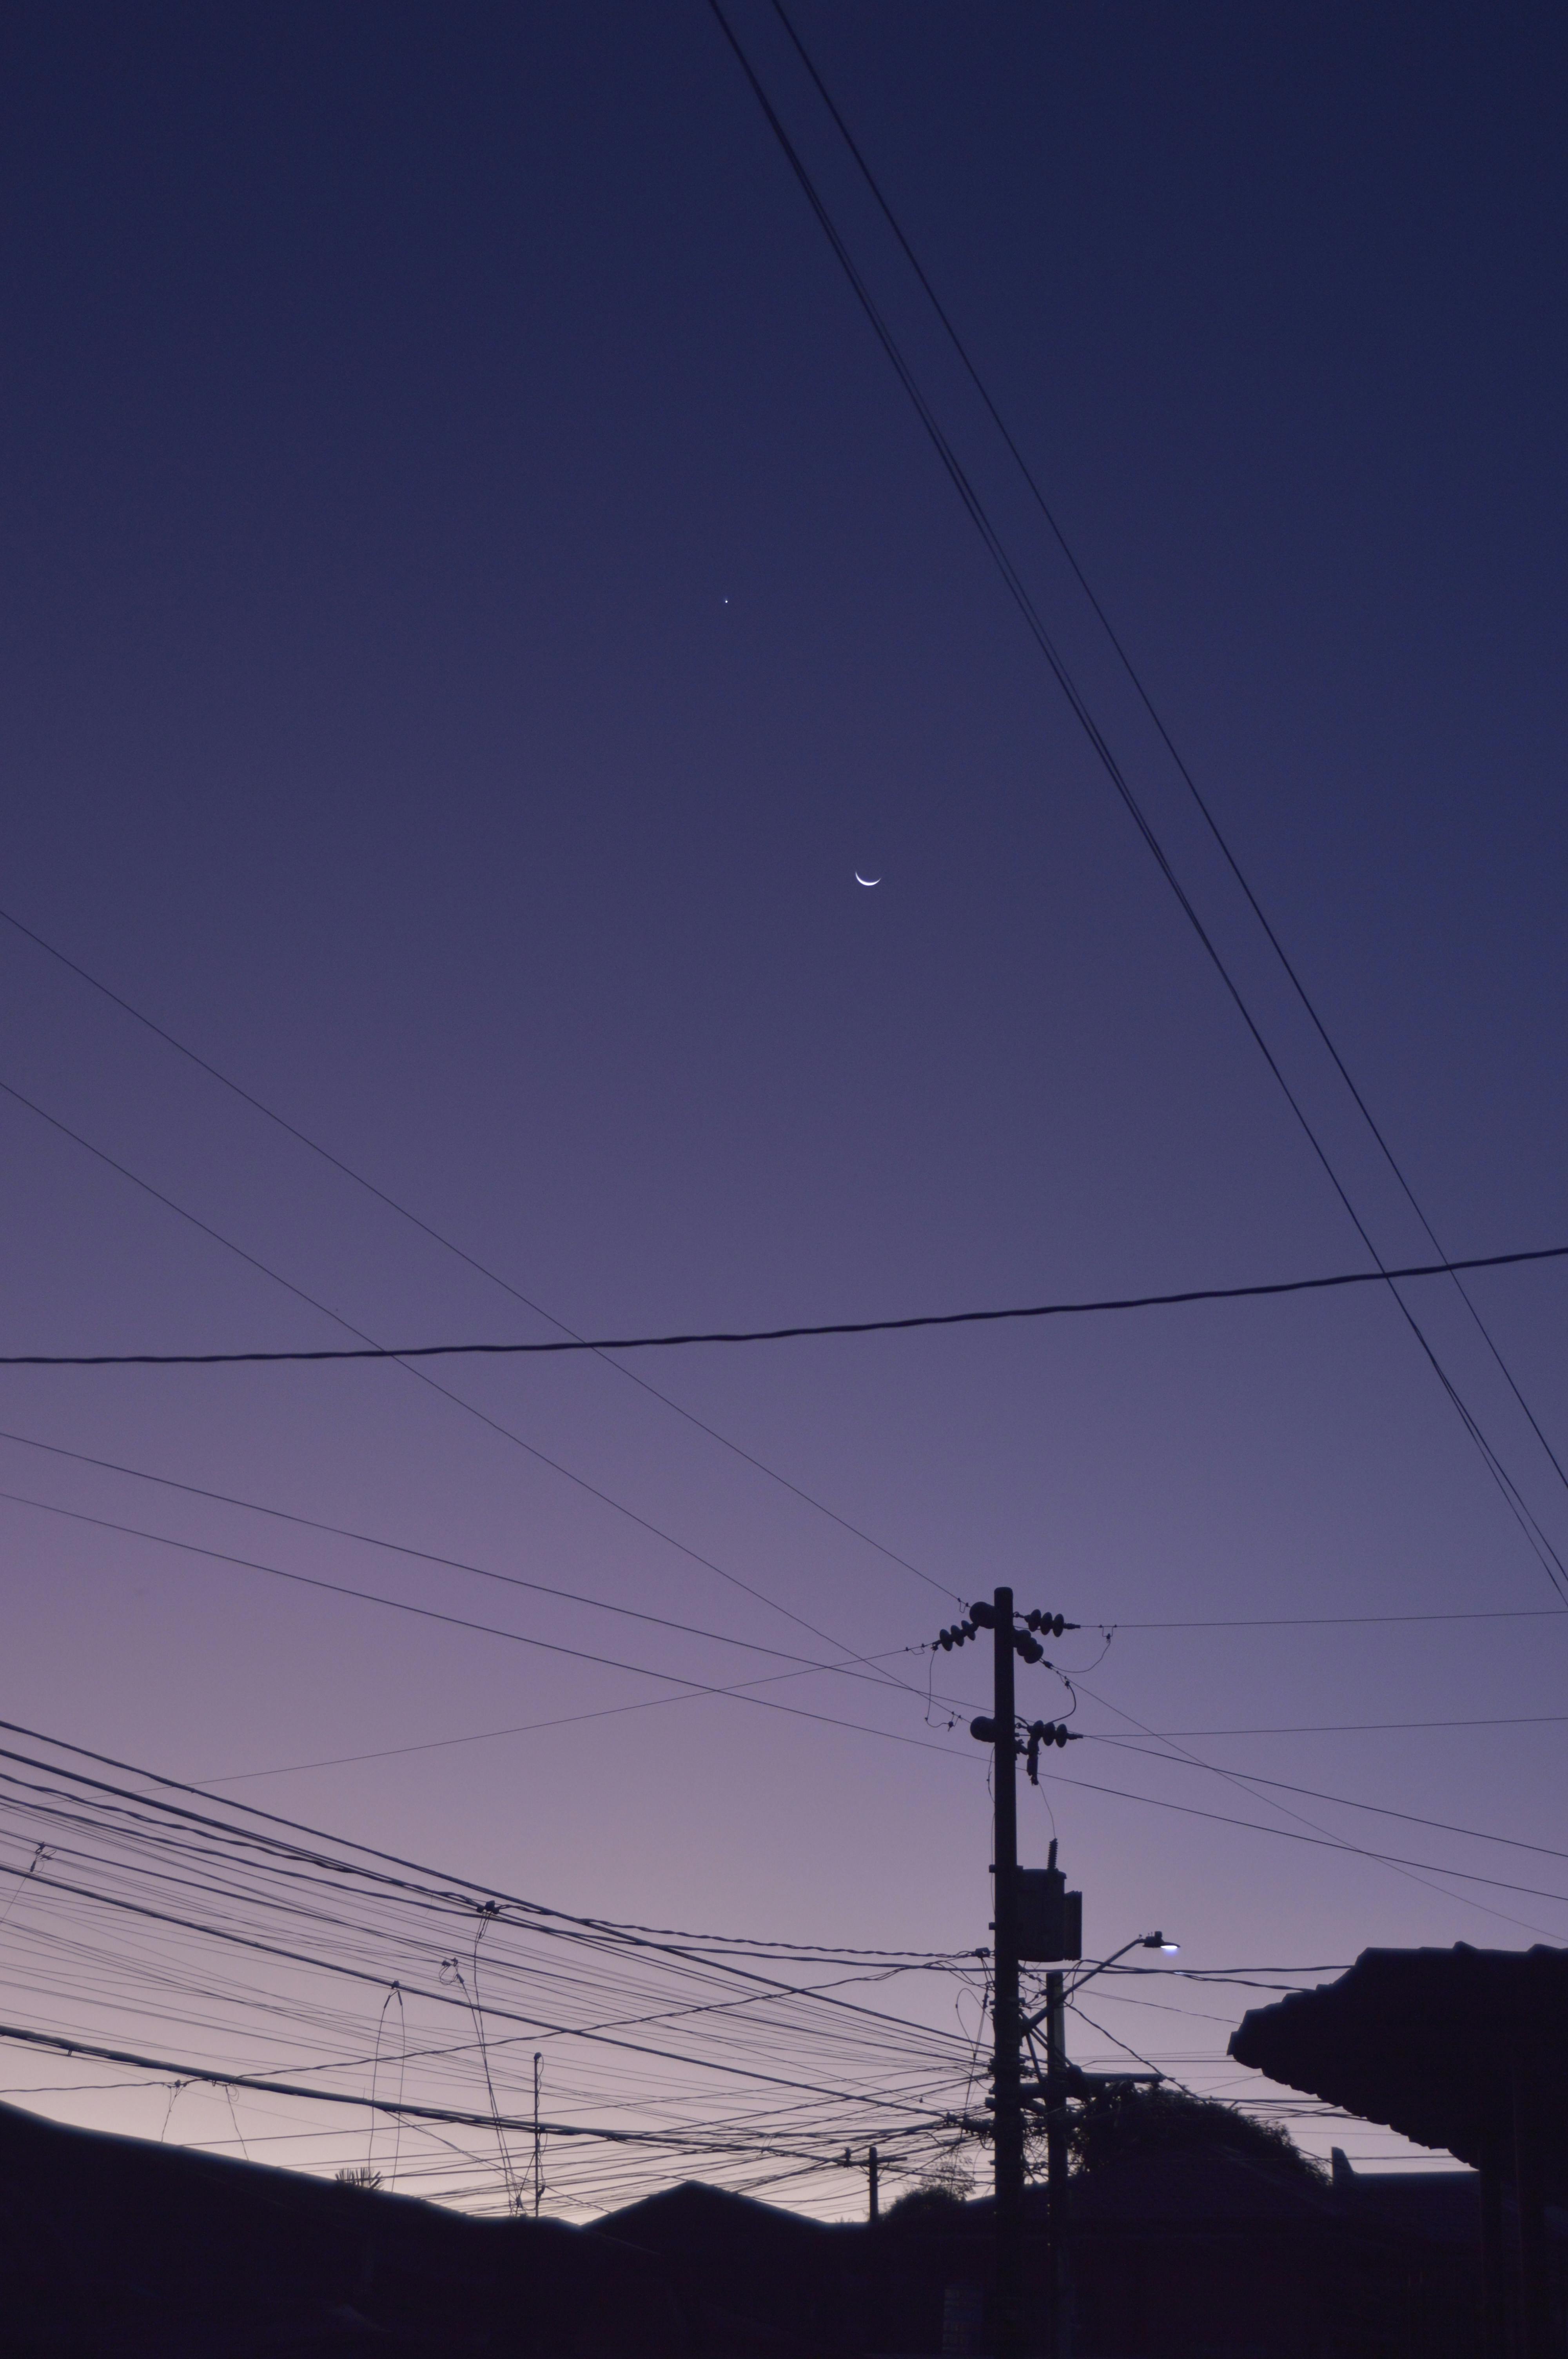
[990,1585,1025,2359]
[1043,1968,1068,2359]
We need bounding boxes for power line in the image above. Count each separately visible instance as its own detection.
[189,1692,920,1787]
[766,0,1568,1532]
[5,1408,1530,1648]
[7,1696,1556,2011]
[8,1696,1554,1996]
[0,1723,1454,2212]
[1065,1674,1563,1939]
[4,1400,1544,1802]
[0,900,945,1601]
[1141,1712,1568,1732]
[7,1704,1559,2030]
[1094,1734,1568,1865]
[0,1724,984,2158]
[185,1703,1568,1794]
[0,2021,940,2159]
[0,1483,965,1759]
[1115,1966,1350,1979]
[0,1441,933,1696]
[0,1071,952,1657]
[0,1713,951,1964]
[1037,1764,1568,1913]
[0,1241,1561,1365]
[707,0,1568,1607]
[1113,1608,1566,1629]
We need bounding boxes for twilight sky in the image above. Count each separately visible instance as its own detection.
[2,1,1566,2209]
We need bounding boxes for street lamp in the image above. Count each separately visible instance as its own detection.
[1024,1931,1178,2033]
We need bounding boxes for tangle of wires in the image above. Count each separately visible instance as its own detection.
[0,1722,984,2219]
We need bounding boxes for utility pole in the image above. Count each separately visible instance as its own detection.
[532,2052,543,2219]
[989,1585,1025,2359]
[933,1588,1082,2359]
[842,2144,880,2225]
[1024,1924,1173,2359]
[1043,1968,1068,2359]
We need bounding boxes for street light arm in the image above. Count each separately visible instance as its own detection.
[1023,1932,1174,2031]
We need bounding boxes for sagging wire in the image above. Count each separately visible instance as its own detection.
[389,1983,407,2192]
[0,1727,985,2214]
[1072,1629,1118,1676]
[954,1953,992,2148]
[472,1904,521,2210]
[441,1908,519,2212]
[1031,1765,1060,1848]
[922,1645,962,1733]
[366,1981,403,2187]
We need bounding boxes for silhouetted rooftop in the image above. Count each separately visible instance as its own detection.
[1229,1944,1568,2191]
[0,2098,689,2357]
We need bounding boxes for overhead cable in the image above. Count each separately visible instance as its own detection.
[1093,1734,1568,1863]
[766,0,1568,1526]
[705,0,1568,1605]
[0,1070,949,1643]
[0,2021,943,2157]
[0,1241,1560,1366]
[0,1452,931,1695]
[0,899,946,1598]
[0,1492,965,1758]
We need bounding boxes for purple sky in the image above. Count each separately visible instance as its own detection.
[3,1,1566,2209]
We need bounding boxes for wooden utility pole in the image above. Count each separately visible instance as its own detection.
[532,2052,543,2218]
[842,2144,880,2225]
[989,1585,1024,2359]
[940,1587,1080,2357]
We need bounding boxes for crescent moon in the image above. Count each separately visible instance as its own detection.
[854,872,882,887]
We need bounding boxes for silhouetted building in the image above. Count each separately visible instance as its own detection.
[6,2085,1548,2357]
[594,2183,867,2353]
[1230,1943,1568,2359]
[597,2155,1507,2358]
[0,2097,691,2357]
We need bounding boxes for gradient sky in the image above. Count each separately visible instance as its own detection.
[3,1,1566,2209]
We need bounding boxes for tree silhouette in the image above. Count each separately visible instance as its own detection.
[1065,2086,1323,2183]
